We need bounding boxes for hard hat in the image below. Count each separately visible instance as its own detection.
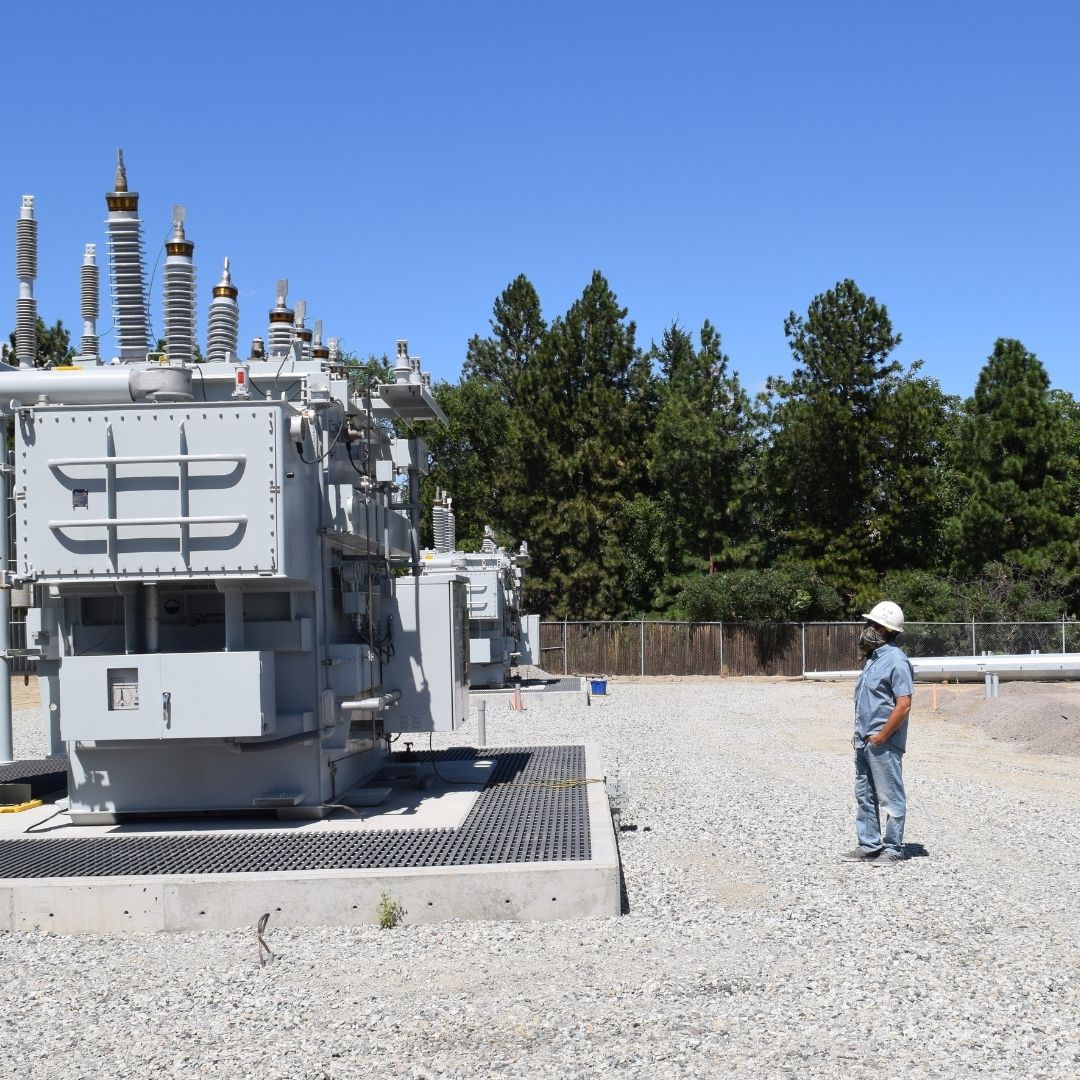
[861,600,905,634]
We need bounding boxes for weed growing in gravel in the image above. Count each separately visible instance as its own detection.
[377,892,406,929]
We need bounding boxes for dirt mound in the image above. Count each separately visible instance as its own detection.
[921,679,1080,756]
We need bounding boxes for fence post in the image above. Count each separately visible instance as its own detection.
[719,621,724,676]
[800,623,806,676]
[562,617,568,675]
[1063,614,1067,654]
[640,617,645,676]
[971,616,976,656]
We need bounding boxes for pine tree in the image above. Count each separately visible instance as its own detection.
[462,274,546,407]
[763,279,950,594]
[648,321,757,586]
[947,338,1076,577]
[506,272,654,617]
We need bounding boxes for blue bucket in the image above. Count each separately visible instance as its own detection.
[590,678,607,696]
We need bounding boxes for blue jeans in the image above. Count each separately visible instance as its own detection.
[854,743,905,855]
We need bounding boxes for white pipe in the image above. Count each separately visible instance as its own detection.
[340,691,401,711]
[805,652,1080,683]
[0,364,192,406]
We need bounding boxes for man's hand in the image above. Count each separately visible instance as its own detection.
[867,732,887,747]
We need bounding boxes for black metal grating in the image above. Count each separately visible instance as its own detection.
[0,746,591,879]
[0,755,68,799]
[472,678,584,695]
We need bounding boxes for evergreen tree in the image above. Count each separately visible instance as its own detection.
[462,274,546,406]
[4,317,75,367]
[417,376,515,551]
[507,272,654,618]
[947,338,1077,577]
[762,279,950,595]
[648,321,758,588]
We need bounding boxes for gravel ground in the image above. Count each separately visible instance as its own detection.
[2,678,1079,1079]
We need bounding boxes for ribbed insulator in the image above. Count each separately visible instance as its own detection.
[15,217,37,279]
[433,506,448,553]
[106,213,150,356]
[80,334,99,358]
[446,508,457,553]
[207,296,239,363]
[267,319,294,357]
[163,258,196,365]
[81,261,99,319]
[15,297,37,366]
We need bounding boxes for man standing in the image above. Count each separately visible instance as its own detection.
[841,601,913,866]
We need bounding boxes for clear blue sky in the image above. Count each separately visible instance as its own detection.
[3,1,1078,399]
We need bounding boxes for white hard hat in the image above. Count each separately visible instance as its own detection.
[861,600,905,634]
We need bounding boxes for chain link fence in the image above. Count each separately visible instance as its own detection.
[539,619,1080,678]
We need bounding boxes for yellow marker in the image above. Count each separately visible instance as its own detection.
[0,798,43,814]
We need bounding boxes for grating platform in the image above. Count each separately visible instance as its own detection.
[0,745,619,932]
[471,677,586,698]
[0,747,587,877]
[0,756,68,799]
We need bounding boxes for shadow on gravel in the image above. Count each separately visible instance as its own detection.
[902,842,930,859]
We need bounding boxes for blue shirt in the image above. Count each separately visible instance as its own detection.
[854,641,914,751]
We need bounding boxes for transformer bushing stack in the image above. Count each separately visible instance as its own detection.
[79,244,100,362]
[0,154,468,817]
[163,206,196,365]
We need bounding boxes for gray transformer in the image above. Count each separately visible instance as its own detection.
[13,360,457,821]
[1,157,468,821]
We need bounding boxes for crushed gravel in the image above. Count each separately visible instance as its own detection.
[2,678,1078,1079]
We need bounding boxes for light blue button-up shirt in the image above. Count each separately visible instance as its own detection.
[854,641,914,751]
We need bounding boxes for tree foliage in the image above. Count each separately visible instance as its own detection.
[947,338,1076,578]
[4,317,75,367]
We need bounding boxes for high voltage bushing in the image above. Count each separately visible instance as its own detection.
[163,206,196,366]
[294,299,314,362]
[79,243,100,361]
[15,194,37,367]
[267,278,294,357]
[206,257,239,363]
[312,318,330,361]
[105,149,151,360]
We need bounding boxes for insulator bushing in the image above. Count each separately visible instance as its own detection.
[207,257,240,363]
[15,297,37,367]
[267,278,294,357]
[80,243,100,360]
[15,199,37,279]
[163,208,196,365]
[15,195,37,367]
[105,152,150,360]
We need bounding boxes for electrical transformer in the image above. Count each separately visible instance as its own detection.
[0,153,470,822]
[421,496,539,688]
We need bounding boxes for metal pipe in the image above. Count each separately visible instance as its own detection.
[224,587,244,651]
[409,467,420,577]
[144,583,159,653]
[340,690,401,711]
[226,727,323,753]
[0,364,192,406]
[0,418,12,762]
[123,585,139,653]
[476,697,487,746]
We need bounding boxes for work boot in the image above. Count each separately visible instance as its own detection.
[871,849,905,866]
[840,847,880,861]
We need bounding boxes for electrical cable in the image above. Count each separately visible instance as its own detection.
[74,587,122,655]
[297,399,347,465]
[426,733,486,785]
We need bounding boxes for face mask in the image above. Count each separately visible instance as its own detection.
[859,625,888,655]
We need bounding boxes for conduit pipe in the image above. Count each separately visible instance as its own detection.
[0,364,192,406]
[804,652,1080,682]
[340,690,401,712]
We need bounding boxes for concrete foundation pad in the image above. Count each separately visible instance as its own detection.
[0,745,620,933]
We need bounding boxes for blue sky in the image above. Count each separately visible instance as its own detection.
[3,1,1078,399]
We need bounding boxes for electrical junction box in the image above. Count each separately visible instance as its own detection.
[465,570,502,620]
[59,651,276,741]
[384,575,469,733]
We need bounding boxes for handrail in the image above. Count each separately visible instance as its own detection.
[49,514,248,530]
[48,453,247,468]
